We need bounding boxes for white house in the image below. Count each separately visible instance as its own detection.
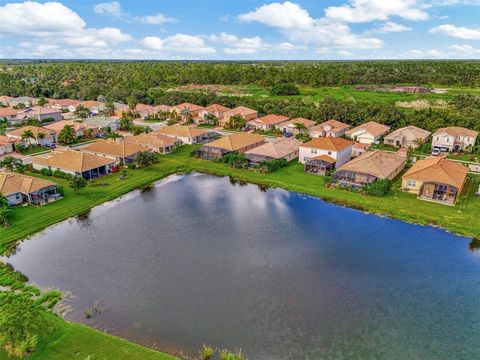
[299,137,353,166]
[431,126,478,152]
[345,121,390,145]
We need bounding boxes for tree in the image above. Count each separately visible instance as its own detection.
[21,130,35,146]
[293,122,308,134]
[120,116,133,131]
[36,132,46,146]
[363,179,392,197]
[0,156,23,171]
[270,83,300,96]
[0,291,52,357]
[37,96,48,107]
[57,125,77,145]
[0,194,13,226]
[69,176,87,195]
[203,113,219,126]
[224,115,246,130]
[135,151,155,168]
[74,105,89,119]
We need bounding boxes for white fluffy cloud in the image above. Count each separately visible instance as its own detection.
[372,21,413,33]
[430,24,480,39]
[135,13,176,25]
[238,1,313,29]
[93,1,124,17]
[210,33,264,54]
[408,48,443,58]
[325,0,429,23]
[449,44,480,55]
[142,34,216,54]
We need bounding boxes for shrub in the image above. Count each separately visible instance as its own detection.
[270,83,300,96]
[40,168,53,176]
[363,179,392,197]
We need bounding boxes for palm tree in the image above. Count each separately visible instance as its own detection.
[0,156,22,171]
[294,122,308,134]
[58,125,77,145]
[21,129,36,146]
[36,132,46,146]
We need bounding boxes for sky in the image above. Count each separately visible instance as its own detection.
[1,0,480,60]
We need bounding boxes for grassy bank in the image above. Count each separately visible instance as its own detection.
[1,315,176,360]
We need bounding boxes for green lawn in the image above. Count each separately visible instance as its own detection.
[1,315,176,360]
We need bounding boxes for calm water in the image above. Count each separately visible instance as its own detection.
[5,173,480,359]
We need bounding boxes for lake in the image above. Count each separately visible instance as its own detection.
[5,173,480,359]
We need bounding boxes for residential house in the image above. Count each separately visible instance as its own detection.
[345,121,391,144]
[0,135,17,155]
[0,172,60,206]
[77,100,106,115]
[47,99,80,112]
[351,142,370,157]
[135,103,156,119]
[276,117,316,134]
[172,103,205,120]
[245,138,301,163]
[401,156,468,205]
[220,106,258,127]
[197,133,265,160]
[384,125,431,149]
[113,102,130,116]
[154,125,215,144]
[197,104,231,123]
[6,126,56,146]
[299,137,353,175]
[10,106,62,125]
[0,107,21,121]
[32,149,116,179]
[124,133,179,154]
[44,120,98,140]
[333,150,406,187]
[309,119,350,138]
[82,139,149,164]
[248,114,290,132]
[431,126,478,152]
[83,116,120,131]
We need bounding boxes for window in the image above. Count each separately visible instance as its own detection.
[303,157,309,162]
[467,137,470,142]
[407,180,416,187]
[445,137,450,142]
[311,148,317,154]
[328,151,332,155]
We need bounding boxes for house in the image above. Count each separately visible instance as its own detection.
[431,126,478,152]
[0,172,61,206]
[32,149,116,179]
[299,137,353,175]
[82,139,149,164]
[345,121,391,144]
[245,138,301,163]
[248,114,290,131]
[333,150,406,187]
[10,106,62,125]
[44,120,98,140]
[135,104,156,119]
[401,156,468,205]
[0,107,21,121]
[309,119,350,138]
[351,142,369,157]
[197,133,265,160]
[172,103,205,119]
[6,126,56,146]
[220,106,258,127]
[0,135,17,155]
[47,99,80,112]
[198,104,231,123]
[276,118,316,134]
[154,125,215,144]
[77,100,105,115]
[83,116,120,131]
[384,126,431,149]
[124,133,179,154]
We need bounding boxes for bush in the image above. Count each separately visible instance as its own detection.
[257,158,288,173]
[40,168,53,176]
[363,179,392,197]
[270,83,300,96]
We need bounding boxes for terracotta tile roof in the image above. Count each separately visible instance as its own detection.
[337,150,405,179]
[0,135,19,144]
[345,121,390,137]
[32,149,115,173]
[7,125,56,138]
[124,133,177,148]
[245,138,301,158]
[82,139,148,158]
[135,103,154,112]
[311,155,336,163]
[223,106,257,117]
[353,142,370,150]
[205,104,231,113]
[284,117,316,128]
[0,108,21,117]
[44,120,98,133]
[20,106,61,116]
[173,103,204,111]
[78,100,104,108]
[251,114,290,126]
[152,105,172,112]
[311,119,350,132]
[384,125,431,141]
[433,126,478,138]
[155,125,208,138]
[0,172,57,196]
[48,99,80,107]
[205,132,264,151]
[301,137,353,151]
[402,156,468,189]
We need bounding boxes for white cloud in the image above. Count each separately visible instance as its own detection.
[134,13,176,25]
[325,0,430,23]
[408,48,444,58]
[210,32,264,54]
[430,24,480,40]
[93,1,124,17]
[238,1,313,29]
[142,34,216,54]
[449,44,480,55]
[371,21,413,33]
[338,50,354,56]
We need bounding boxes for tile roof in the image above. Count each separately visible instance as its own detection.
[0,135,19,144]
[173,103,205,111]
[251,114,290,126]
[78,100,104,108]
[284,117,316,128]
[48,99,80,107]
[223,106,257,117]
[245,138,301,158]
[204,104,231,113]
[433,126,478,138]
[337,150,405,179]
[155,125,208,138]
[0,172,57,196]
[311,119,350,132]
[345,121,391,138]
[19,106,61,116]
[44,120,98,133]
[301,137,353,151]
[32,149,115,172]
[311,155,336,163]
[205,132,264,151]
[124,133,177,148]
[7,125,56,138]
[0,108,21,117]
[82,139,148,158]
[402,156,468,189]
[384,125,431,141]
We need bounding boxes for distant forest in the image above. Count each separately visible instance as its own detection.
[1,60,480,133]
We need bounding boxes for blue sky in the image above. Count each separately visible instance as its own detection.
[1,0,480,59]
